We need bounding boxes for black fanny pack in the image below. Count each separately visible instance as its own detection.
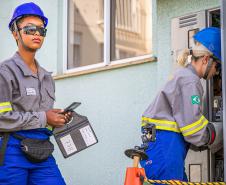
[13,133,54,163]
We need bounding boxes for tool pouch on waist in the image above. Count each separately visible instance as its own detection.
[13,134,54,163]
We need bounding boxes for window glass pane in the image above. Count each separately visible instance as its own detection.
[68,0,104,69]
[111,0,152,61]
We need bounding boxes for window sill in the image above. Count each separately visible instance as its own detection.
[53,56,157,80]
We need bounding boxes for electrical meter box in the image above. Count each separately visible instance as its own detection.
[171,8,223,182]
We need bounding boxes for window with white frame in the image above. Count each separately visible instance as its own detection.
[67,0,152,70]
[67,0,104,69]
[68,32,82,68]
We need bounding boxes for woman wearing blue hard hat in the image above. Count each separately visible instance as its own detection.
[140,27,223,181]
[0,2,71,185]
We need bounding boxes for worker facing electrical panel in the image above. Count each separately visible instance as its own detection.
[170,9,224,182]
[139,27,223,181]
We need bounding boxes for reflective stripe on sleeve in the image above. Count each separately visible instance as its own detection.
[0,102,12,113]
[141,117,180,133]
[180,115,208,137]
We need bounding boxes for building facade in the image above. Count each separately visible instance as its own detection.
[0,0,221,184]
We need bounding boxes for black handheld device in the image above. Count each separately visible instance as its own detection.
[63,102,81,113]
[53,103,98,158]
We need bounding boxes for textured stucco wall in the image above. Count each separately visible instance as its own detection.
[54,62,158,185]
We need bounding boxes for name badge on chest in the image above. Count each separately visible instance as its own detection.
[26,88,36,96]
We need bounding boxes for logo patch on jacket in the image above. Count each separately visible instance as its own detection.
[191,95,200,105]
[26,88,36,96]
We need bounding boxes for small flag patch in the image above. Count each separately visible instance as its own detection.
[191,95,201,105]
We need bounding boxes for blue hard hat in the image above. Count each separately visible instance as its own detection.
[9,2,48,30]
[193,27,221,61]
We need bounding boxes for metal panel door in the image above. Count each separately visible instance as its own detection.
[171,11,209,182]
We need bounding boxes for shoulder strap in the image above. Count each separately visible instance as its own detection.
[12,133,26,140]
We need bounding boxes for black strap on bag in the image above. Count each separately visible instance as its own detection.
[12,133,54,163]
[12,133,24,140]
[0,133,10,166]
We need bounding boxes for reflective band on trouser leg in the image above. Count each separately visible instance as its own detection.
[0,102,12,113]
[180,115,208,137]
[141,117,180,133]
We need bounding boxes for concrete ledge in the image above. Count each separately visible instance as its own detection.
[53,56,157,80]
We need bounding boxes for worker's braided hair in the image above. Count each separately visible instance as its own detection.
[177,42,213,67]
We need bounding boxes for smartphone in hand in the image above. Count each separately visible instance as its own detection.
[63,102,81,113]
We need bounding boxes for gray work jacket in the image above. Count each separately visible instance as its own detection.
[0,52,55,132]
[142,65,209,146]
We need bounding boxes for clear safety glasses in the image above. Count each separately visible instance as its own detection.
[18,25,47,37]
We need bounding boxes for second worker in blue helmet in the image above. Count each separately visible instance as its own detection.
[0,2,72,185]
[140,27,222,181]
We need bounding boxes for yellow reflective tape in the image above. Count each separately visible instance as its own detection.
[141,122,147,127]
[180,115,206,132]
[0,102,11,107]
[0,102,12,113]
[181,117,207,136]
[141,117,180,133]
[183,120,208,137]
[142,117,177,125]
[0,107,12,113]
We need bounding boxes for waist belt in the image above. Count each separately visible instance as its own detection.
[141,117,180,133]
[141,115,208,137]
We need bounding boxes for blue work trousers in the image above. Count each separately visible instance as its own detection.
[0,135,66,185]
[140,130,189,181]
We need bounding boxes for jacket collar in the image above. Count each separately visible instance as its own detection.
[13,52,52,79]
[187,64,199,78]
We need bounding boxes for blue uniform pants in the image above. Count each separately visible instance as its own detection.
[140,130,189,181]
[0,135,66,185]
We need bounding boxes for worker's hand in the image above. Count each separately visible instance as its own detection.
[64,111,73,124]
[46,109,70,127]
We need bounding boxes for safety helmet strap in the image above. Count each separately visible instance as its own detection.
[203,57,213,80]
[13,21,36,52]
